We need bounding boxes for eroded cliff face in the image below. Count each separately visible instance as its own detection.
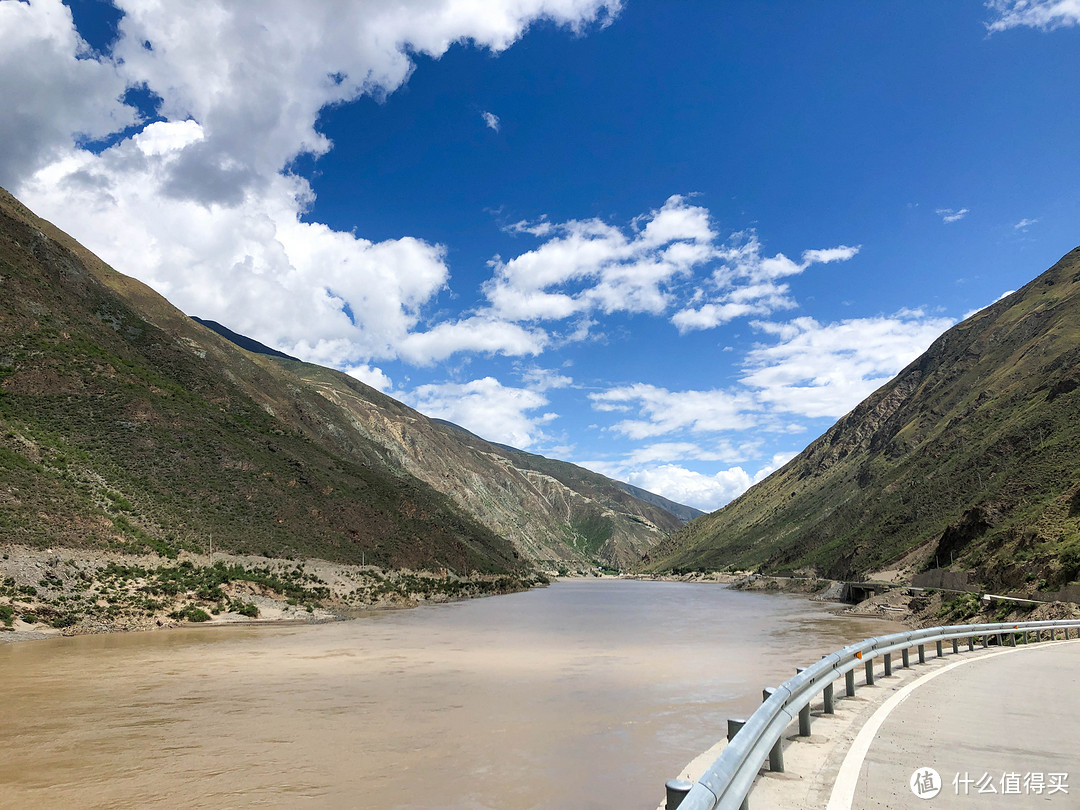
[278,360,683,571]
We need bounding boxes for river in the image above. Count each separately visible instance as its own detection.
[0,579,900,808]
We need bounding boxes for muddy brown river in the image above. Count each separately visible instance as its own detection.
[0,579,900,808]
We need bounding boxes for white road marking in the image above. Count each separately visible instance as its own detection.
[825,645,1026,810]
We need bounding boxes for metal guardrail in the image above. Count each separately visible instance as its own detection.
[664,619,1080,810]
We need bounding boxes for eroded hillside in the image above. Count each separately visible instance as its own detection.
[647,247,1080,594]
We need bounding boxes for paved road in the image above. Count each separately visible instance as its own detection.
[833,640,1080,809]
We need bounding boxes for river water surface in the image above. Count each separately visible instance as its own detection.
[0,579,900,808]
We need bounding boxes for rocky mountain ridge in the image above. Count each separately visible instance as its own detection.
[0,187,687,574]
[646,247,1080,596]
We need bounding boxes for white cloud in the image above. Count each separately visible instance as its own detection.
[620,464,752,512]
[481,110,501,132]
[741,312,955,418]
[396,316,548,366]
[345,364,393,392]
[671,232,860,332]
[986,0,1080,31]
[519,366,574,391]
[0,0,137,188]
[1014,217,1039,231]
[406,377,554,449]
[936,207,970,223]
[485,194,718,322]
[802,245,860,264]
[622,439,761,466]
[8,0,621,371]
[580,453,799,512]
[586,311,953,450]
[589,383,757,439]
[752,451,798,483]
[20,141,464,370]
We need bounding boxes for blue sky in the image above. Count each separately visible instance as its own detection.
[2,0,1078,510]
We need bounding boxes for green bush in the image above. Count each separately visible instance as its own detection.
[230,600,259,618]
[171,604,211,622]
[0,604,13,627]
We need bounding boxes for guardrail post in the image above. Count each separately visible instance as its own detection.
[918,643,926,664]
[967,636,974,652]
[884,652,892,676]
[845,668,855,697]
[728,718,746,742]
[794,669,812,736]
[981,633,988,648]
[952,638,959,654]
[864,658,875,686]
[996,632,1003,646]
[665,779,692,809]
[936,639,943,657]
[762,688,785,772]
[727,718,753,807]
[823,680,835,714]
[902,647,910,668]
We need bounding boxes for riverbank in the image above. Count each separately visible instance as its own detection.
[0,544,547,644]
[727,573,1080,628]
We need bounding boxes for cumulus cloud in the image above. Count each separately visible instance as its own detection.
[590,383,757,439]
[741,311,955,418]
[621,439,762,466]
[936,207,970,223]
[485,194,718,322]
[481,110,501,131]
[986,0,1080,31]
[9,0,620,371]
[619,464,753,512]
[519,366,574,391]
[20,138,459,370]
[406,377,555,449]
[587,312,954,439]
[671,231,860,332]
[580,451,798,511]
[0,0,137,188]
[345,364,394,392]
[396,316,548,366]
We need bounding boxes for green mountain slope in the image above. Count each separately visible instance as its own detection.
[0,187,688,573]
[270,359,688,571]
[646,247,1080,593]
[0,187,520,572]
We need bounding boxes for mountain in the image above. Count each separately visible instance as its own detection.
[0,187,685,573]
[645,247,1080,594]
[190,317,298,361]
[261,358,688,571]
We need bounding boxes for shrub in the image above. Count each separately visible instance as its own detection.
[230,600,259,618]
[171,604,211,623]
